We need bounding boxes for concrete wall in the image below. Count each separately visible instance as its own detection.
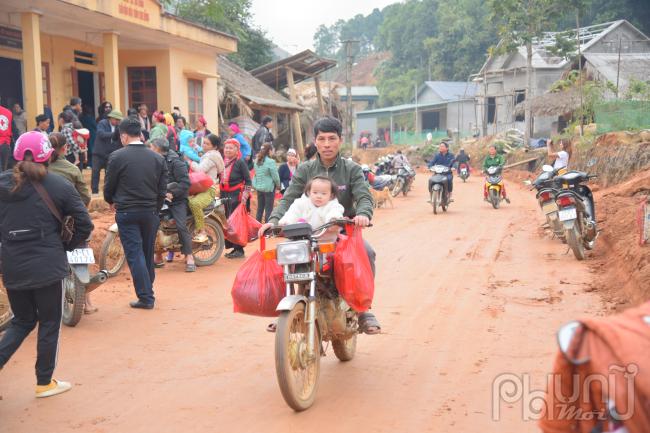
[418,87,444,104]
[445,100,478,134]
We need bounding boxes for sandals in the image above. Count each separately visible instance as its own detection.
[266,322,277,333]
[84,306,99,315]
[154,261,165,268]
[185,263,197,273]
[358,312,382,335]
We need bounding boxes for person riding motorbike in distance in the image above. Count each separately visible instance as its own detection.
[455,148,471,173]
[482,145,510,203]
[258,116,380,335]
[427,142,455,201]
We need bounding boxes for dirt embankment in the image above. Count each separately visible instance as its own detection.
[588,169,650,306]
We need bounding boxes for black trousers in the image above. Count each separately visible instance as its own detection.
[116,210,159,304]
[0,144,10,172]
[256,191,275,223]
[221,190,244,253]
[0,281,63,385]
[91,154,108,194]
[168,202,193,255]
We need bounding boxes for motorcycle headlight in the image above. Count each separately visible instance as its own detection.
[276,240,311,265]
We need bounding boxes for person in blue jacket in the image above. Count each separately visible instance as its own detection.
[428,141,456,200]
[178,129,200,163]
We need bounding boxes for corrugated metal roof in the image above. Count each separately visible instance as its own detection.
[422,81,478,100]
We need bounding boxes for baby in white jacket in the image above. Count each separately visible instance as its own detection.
[279,176,344,228]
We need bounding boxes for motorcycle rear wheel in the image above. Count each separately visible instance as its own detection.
[275,302,321,412]
[99,231,126,278]
[566,225,586,261]
[0,284,13,332]
[332,330,357,362]
[191,218,225,266]
[62,270,86,327]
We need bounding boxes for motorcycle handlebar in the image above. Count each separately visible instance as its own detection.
[263,218,372,238]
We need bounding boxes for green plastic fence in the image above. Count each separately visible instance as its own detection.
[392,130,452,146]
[595,100,650,133]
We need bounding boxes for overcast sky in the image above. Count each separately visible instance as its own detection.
[250,0,399,53]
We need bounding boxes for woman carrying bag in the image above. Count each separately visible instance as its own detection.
[220,138,251,259]
[0,131,93,398]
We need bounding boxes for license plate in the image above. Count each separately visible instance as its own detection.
[542,202,558,214]
[558,208,577,222]
[66,248,95,265]
[285,272,313,282]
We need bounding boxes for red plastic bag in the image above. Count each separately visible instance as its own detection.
[225,203,262,247]
[231,238,285,317]
[188,171,214,195]
[333,225,374,312]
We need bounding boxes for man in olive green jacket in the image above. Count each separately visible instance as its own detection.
[260,117,380,334]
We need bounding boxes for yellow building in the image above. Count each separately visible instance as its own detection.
[0,0,237,130]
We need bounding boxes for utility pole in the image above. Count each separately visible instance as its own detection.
[414,83,418,134]
[616,36,622,98]
[576,10,584,136]
[343,39,359,147]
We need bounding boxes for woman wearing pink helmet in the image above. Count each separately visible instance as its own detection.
[0,131,93,398]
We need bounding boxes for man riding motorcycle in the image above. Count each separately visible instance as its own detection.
[482,145,510,203]
[259,116,380,335]
[455,148,471,172]
[427,142,455,201]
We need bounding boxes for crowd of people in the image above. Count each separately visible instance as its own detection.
[0,92,382,399]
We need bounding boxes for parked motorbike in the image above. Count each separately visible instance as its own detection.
[0,243,106,329]
[429,165,451,214]
[484,165,504,209]
[63,246,108,327]
[554,170,598,260]
[99,197,228,277]
[531,165,565,242]
[263,220,361,411]
[458,162,470,182]
[391,164,416,197]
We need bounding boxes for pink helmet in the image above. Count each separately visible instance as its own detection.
[14,131,54,163]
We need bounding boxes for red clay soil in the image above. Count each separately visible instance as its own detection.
[588,169,650,306]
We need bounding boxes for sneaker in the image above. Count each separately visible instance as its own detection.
[36,379,72,398]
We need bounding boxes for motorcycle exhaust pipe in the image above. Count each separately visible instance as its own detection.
[86,270,108,292]
[585,221,597,240]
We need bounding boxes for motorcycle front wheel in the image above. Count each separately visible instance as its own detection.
[391,179,404,197]
[490,189,500,209]
[62,269,86,327]
[275,302,321,412]
[0,284,13,332]
[431,189,440,214]
[99,231,126,278]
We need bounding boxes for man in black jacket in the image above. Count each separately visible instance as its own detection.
[251,115,274,159]
[91,110,122,194]
[150,138,196,272]
[104,117,167,309]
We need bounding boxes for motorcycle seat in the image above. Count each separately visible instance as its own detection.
[557,171,588,183]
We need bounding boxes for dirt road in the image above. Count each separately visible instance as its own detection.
[0,174,604,433]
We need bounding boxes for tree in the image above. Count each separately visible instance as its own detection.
[313,23,341,57]
[488,0,565,145]
[424,0,497,81]
[161,0,273,70]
